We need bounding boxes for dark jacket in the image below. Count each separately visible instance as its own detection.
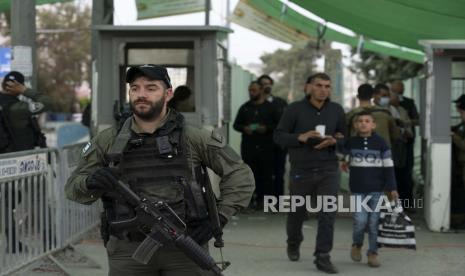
[233,100,280,147]
[274,98,346,171]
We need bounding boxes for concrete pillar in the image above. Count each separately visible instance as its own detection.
[90,0,113,134]
[418,40,465,232]
[10,0,36,90]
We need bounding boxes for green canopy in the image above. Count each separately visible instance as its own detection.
[243,0,424,63]
[0,0,72,13]
[290,0,465,51]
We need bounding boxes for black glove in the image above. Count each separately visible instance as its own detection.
[86,167,119,192]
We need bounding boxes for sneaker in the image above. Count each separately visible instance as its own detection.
[350,245,362,262]
[314,253,338,274]
[367,253,380,267]
[287,244,300,261]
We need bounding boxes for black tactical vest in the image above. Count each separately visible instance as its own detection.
[103,111,208,230]
[119,127,190,219]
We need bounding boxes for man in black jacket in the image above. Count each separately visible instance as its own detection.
[234,80,280,209]
[274,73,345,274]
[257,74,288,198]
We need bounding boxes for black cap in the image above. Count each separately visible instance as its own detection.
[454,94,465,110]
[2,71,25,86]
[125,64,172,88]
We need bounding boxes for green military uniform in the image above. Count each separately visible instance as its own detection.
[452,122,465,189]
[65,109,255,276]
[346,106,400,146]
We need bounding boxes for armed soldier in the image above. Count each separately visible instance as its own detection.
[0,71,49,153]
[65,64,255,276]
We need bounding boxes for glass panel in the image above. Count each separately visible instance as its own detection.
[451,61,465,125]
[451,79,465,126]
[127,48,194,66]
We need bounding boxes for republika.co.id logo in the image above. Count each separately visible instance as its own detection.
[263,195,423,213]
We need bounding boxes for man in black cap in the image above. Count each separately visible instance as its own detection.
[65,64,255,275]
[0,71,49,153]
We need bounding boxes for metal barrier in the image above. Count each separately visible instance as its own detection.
[0,144,100,275]
[58,143,101,247]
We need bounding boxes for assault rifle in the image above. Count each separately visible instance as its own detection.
[110,179,225,276]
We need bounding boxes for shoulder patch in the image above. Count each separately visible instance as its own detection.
[211,131,223,143]
[82,142,92,156]
[29,102,44,113]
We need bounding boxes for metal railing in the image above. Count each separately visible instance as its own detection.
[57,143,101,247]
[0,144,100,275]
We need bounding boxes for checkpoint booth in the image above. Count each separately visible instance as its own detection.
[419,40,465,231]
[91,25,232,135]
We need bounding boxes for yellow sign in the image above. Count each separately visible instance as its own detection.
[136,0,208,20]
[232,0,312,45]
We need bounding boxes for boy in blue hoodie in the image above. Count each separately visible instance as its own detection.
[341,110,398,267]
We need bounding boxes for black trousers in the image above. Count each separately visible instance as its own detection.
[395,166,414,207]
[272,145,287,197]
[241,142,274,204]
[396,141,415,206]
[286,167,339,255]
[106,236,212,276]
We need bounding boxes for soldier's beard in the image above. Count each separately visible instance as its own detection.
[130,95,165,120]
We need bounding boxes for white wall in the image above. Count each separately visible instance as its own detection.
[425,142,451,231]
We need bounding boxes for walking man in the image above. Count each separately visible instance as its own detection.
[275,73,345,274]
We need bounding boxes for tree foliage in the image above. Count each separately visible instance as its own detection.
[260,42,324,102]
[1,3,91,112]
[36,3,91,112]
[349,50,424,83]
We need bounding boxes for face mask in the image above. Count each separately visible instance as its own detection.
[379,97,390,106]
